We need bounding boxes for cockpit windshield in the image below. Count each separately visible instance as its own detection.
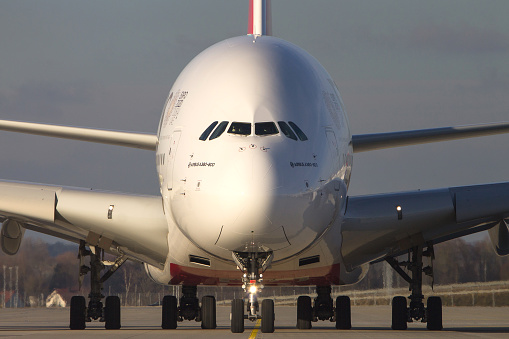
[228,122,251,136]
[208,121,229,140]
[255,122,278,136]
[277,121,298,141]
[199,121,218,140]
[288,121,308,141]
[199,120,308,141]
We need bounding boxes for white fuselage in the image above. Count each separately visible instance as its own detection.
[146,35,364,286]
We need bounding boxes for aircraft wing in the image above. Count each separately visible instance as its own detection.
[352,122,509,153]
[0,180,168,268]
[341,182,509,271]
[0,119,158,150]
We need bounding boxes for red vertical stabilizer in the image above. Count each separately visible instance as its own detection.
[248,0,272,36]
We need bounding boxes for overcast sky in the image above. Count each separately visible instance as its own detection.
[1,1,509,241]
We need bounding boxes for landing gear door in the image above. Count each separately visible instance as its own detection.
[167,130,182,191]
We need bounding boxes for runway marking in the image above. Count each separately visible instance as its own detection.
[248,319,261,339]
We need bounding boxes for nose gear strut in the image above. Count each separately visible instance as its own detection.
[231,248,275,333]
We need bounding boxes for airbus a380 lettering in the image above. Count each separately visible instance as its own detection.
[2,0,509,333]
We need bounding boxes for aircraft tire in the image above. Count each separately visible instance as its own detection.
[104,296,121,329]
[231,298,244,333]
[261,299,275,333]
[335,296,351,329]
[296,295,312,329]
[392,296,408,330]
[426,296,443,330]
[69,296,86,330]
[201,295,217,329]
[162,295,178,329]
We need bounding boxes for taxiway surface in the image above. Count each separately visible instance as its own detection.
[1,305,508,338]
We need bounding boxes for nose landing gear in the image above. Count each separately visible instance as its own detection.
[231,250,275,333]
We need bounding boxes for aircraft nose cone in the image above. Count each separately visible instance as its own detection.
[204,146,290,252]
[222,149,278,230]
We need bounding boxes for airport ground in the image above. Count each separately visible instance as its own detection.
[1,305,508,338]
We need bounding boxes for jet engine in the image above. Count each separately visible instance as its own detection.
[488,219,509,256]
[1,219,25,255]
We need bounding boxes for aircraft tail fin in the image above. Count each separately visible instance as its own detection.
[248,0,272,36]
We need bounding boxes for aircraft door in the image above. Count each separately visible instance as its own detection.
[166,130,182,191]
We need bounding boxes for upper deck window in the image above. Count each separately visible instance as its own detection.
[228,122,251,136]
[199,121,218,141]
[209,121,229,140]
[277,121,298,141]
[255,122,278,136]
[288,121,308,141]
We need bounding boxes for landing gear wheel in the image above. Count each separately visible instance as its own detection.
[392,296,408,330]
[104,296,121,329]
[336,296,351,329]
[426,296,442,330]
[69,296,86,330]
[162,295,178,329]
[201,295,217,329]
[231,298,245,333]
[261,299,275,333]
[296,295,312,329]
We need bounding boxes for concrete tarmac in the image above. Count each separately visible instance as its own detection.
[1,305,508,338]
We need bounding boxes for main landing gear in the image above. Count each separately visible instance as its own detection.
[161,285,217,329]
[230,250,275,333]
[296,285,351,330]
[386,243,443,331]
[70,241,127,330]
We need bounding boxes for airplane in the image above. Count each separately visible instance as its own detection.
[1,0,509,333]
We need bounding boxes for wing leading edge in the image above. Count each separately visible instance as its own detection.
[0,119,158,150]
[341,182,509,271]
[0,180,168,267]
[352,122,509,153]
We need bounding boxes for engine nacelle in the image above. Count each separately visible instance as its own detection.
[488,219,509,256]
[1,219,25,255]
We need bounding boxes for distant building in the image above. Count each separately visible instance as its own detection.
[45,288,81,308]
[46,289,66,308]
[1,290,22,308]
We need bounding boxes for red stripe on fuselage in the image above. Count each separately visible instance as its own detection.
[169,263,341,286]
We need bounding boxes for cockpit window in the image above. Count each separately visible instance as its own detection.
[228,122,251,136]
[199,121,218,141]
[255,122,278,136]
[201,120,307,141]
[209,121,229,140]
[288,121,308,141]
[277,121,298,140]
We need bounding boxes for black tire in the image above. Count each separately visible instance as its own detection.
[261,299,275,333]
[69,296,86,330]
[426,296,443,330]
[335,296,351,329]
[296,295,312,329]
[162,295,178,329]
[231,299,244,333]
[104,296,121,329]
[392,296,408,330]
[201,295,217,329]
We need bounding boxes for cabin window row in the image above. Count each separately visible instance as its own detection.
[199,121,308,141]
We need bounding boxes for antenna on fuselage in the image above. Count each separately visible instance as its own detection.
[248,0,272,36]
